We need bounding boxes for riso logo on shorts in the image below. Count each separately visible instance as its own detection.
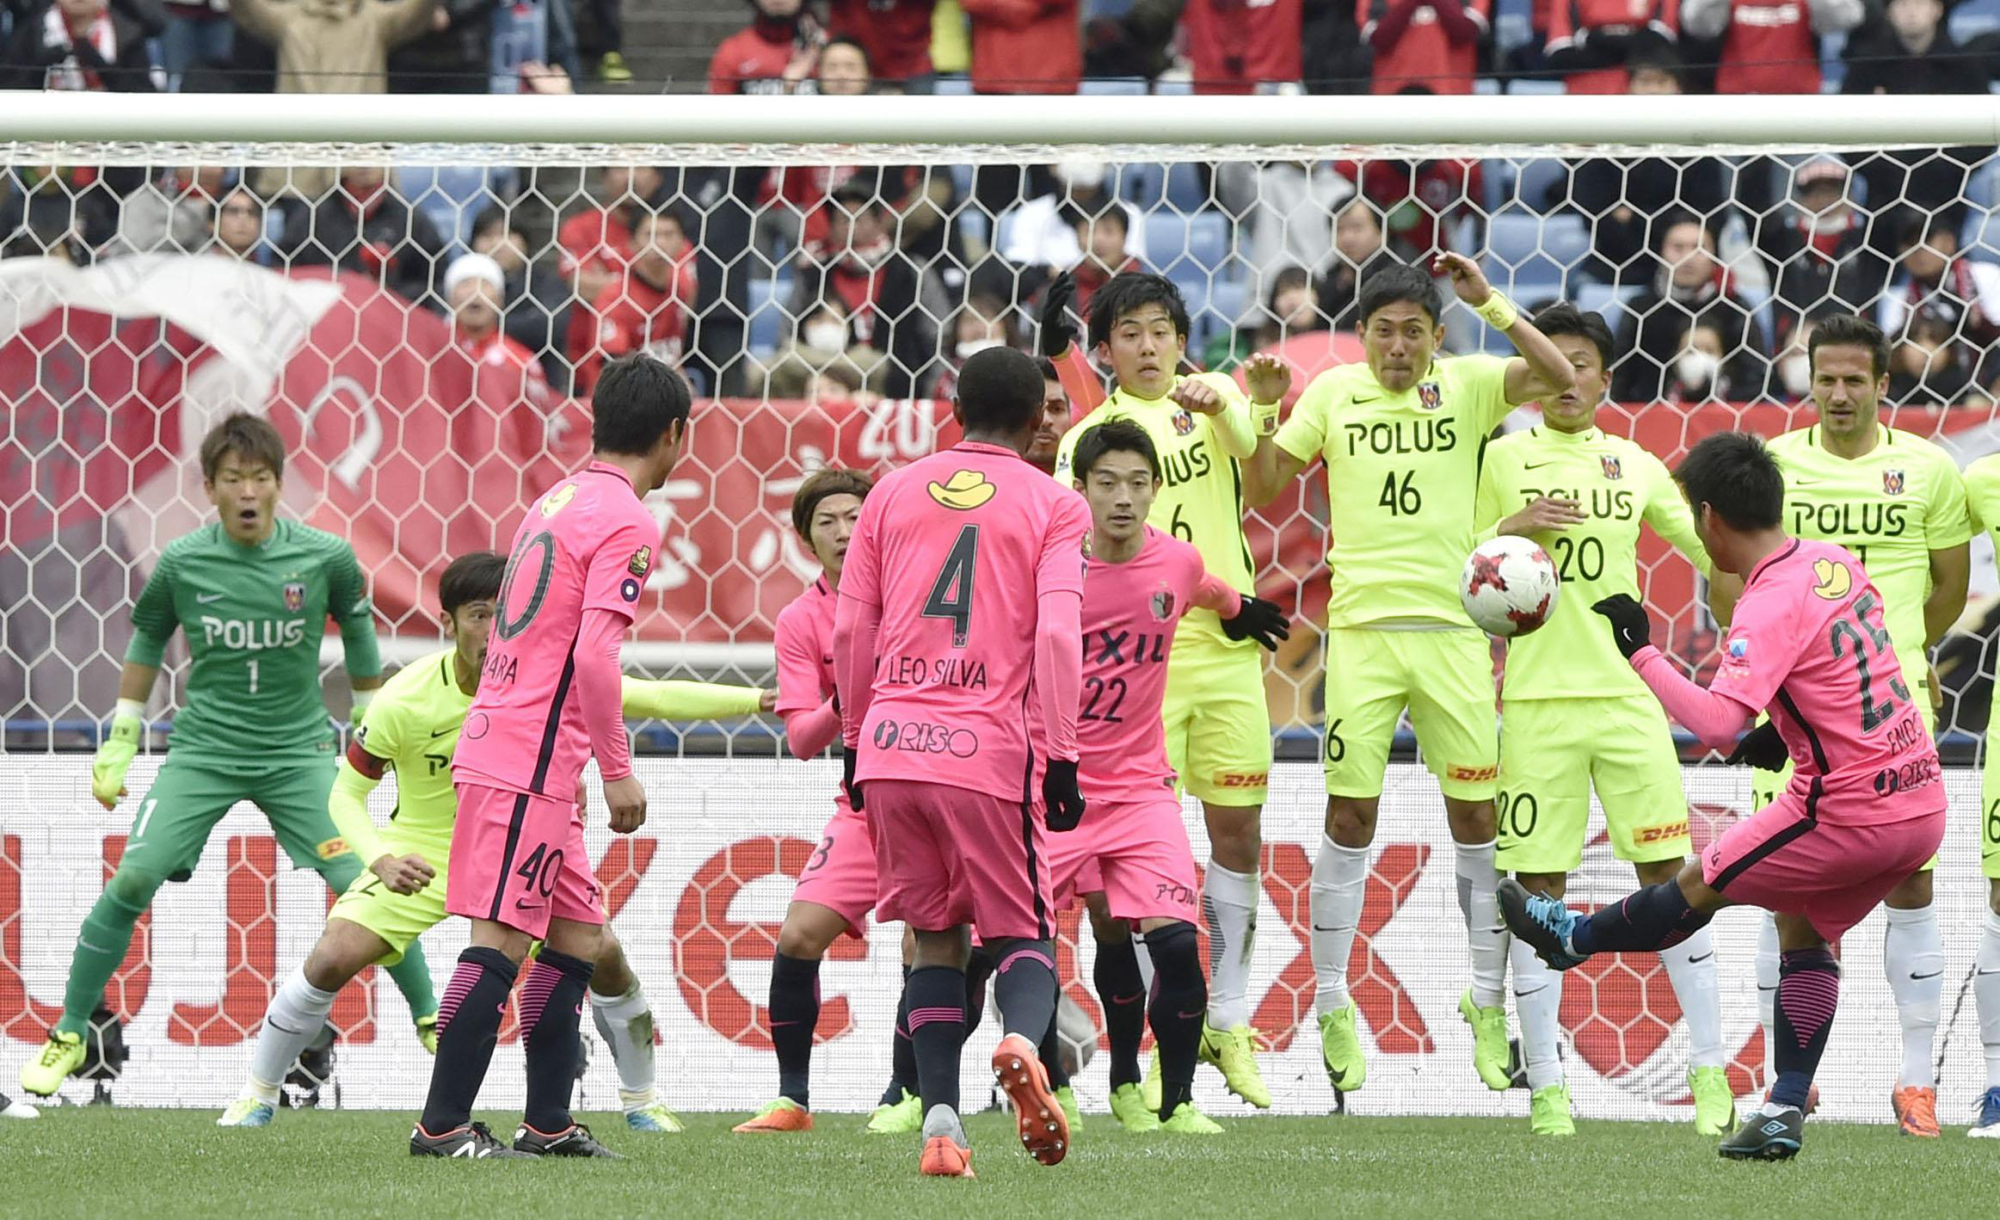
[1448,764,1499,783]
[1211,771,1268,789]
[1633,820,1690,845]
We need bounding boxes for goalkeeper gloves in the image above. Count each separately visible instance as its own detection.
[842,746,864,811]
[91,700,144,810]
[1220,595,1291,651]
[1724,720,1788,771]
[1038,271,1079,358]
[1590,595,1653,661]
[1043,758,1085,832]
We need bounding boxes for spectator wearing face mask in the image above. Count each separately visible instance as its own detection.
[1753,158,1886,353]
[1612,211,1767,402]
[755,299,891,399]
[1660,320,1736,405]
[995,157,1145,274]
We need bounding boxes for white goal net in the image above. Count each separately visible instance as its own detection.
[3,93,1998,1117]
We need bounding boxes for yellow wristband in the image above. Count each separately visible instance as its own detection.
[1474,292,1519,332]
[1251,400,1280,437]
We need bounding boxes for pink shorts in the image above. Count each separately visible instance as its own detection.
[864,779,1052,941]
[447,782,605,939]
[1703,794,1946,941]
[790,802,875,937]
[1047,797,1199,924]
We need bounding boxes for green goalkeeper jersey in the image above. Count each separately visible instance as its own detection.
[1476,425,1710,701]
[126,520,382,761]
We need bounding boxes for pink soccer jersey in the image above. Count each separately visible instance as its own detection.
[1079,527,1239,804]
[455,461,659,798]
[840,440,1092,799]
[1710,537,1944,824]
[773,576,837,720]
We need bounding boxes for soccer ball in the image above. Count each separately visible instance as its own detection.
[1460,536,1560,637]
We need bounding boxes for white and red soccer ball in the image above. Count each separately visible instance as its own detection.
[1460,536,1560,637]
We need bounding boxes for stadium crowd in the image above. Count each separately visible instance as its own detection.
[9,0,2000,408]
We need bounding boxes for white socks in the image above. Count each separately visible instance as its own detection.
[1883,902,1944,1089]
[589,981,656,1109]
[1756,912,1779,1081]
[1201,860,1259,1028]
[1975,909,2000,1091]
[1309,837,1369,1014]
[1510,937,1563,1090]
[1456,840,1506,1009]
[245,967,337,1105]
[1661,926,1724,1069]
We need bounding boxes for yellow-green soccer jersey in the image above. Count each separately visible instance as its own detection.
[1477,426,1710,700]
[347,648,470,862]
[1054,372,1258,647]
[1276,354,1514,628]
[1767,425,1970,690]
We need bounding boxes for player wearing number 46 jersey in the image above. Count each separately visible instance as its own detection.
[1475,305,1731,1138]
[1249,258,1577,1101]
[21,413,440,1101]
[1717,315,1971,1139]
[1503,431,1947,1162]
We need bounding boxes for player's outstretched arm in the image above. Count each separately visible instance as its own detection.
[1594,594,1755,748]
[619,676,770,722]
[1038,271,1107,419]
[1433,252,1576,407]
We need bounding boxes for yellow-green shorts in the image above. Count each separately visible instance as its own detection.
[1163,639,1273,807]
[1497,695,1691,874]
[1753,688,1943,873]
[326,836,451,967]
[1322,626,1498,801]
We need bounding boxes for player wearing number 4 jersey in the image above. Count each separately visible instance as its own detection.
[220,551,769,1133]
[1046,271,1291,1108]
[1716,315,1971,1139]
[1249,259,1577,1101]
[21,413,440,1101]
[1474,305,1732,1138]
[835,346,1090,1178]
[1502,431,1948,1162]
[409,356,689,1161]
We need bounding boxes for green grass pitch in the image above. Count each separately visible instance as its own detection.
[3,1108,1995,1219]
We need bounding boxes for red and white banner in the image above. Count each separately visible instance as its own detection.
[3,759,1993,1119]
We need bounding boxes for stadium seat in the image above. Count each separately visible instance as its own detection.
[396,165,505,249]
[1146,211,1231,276]
[1575,281,1644,336]
[1152,76,1194,96]
[747,276,785,356]
[1506,79,1568,96]
[1164,163,1208,213]
[1512,158,1568,212]
[1118,163,1166,208]
[1206,278,1249,329]
[1966,211,2000,266]
[1484,211,1588,297]
[932,75,974,96]
[1080,77,1149,96]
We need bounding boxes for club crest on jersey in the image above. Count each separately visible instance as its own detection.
[1883,468,1905,496]
[1811,558,1853,600]
[1728,638,1749,662]
[1600,456,1622,481]
[1151,588,1176,621]
[282,581,305,611]
[540,483,578,517]
[1171,409,1196,436]
[1416,382,1442,412]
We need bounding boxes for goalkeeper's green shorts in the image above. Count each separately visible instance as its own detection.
[122,755,354,884]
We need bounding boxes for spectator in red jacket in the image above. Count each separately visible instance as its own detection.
[446,251,554,412]
[574,207,696,394]
[708,0,822,94]
[1333,154,1481,258]
[1185,0,1303,93]
[557,164,664,353]
[961,0,1081,94]
[1544,0,1679,94]
[1680,0,1861,94]
[826,0,936,88]
[1362,0,1489,94]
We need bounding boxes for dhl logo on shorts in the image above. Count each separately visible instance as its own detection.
[316,837,350,860]
[1211,771,1269,789]
[1448,764,1499,783]
[1633,820,1690,845]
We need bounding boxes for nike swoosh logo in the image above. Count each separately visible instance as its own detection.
[196,592,224,604]
[1687,952,1714,964]
[1177,1010,1204,1021]
[430,727,455,738]
[1109,994,1143,1006]
[1522,461,1558,470]
[1311,924,1356,933]
[1910,969,1943,980]
[513,898,544,910]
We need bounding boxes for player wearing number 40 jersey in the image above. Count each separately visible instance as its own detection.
[1249,258,1577,1102]
[21,413,440,1102]
[1717,315,1971,1140]
[1502,431,1947,1163]
[410,356,691,1161]
[834,346,1091,1179]
[1473,304,1732,1138]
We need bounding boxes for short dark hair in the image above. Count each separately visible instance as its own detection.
[1358,263,1443,329]
[1808,312,1890,381]
[1035,356,1060,381]
[1654,210,1715,252]
[790,467,874,540]
[955,346,1045,433]
[1533,302,1615,372]
[1071,420,1161,481]
[1626,42,1682,80]
[1675,431,1783,531]
[438,551,506,615]
[637,203,691,239]
[1887,205,1955,254]
[1087,272,1190,349]
[470,204,517,244]
[591,356,692,454]
[200,412,286,482]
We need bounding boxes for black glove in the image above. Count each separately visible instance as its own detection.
[1043,758,1085,832]
[842,746,864,810]
[1591,594,1652,660]
[1724,719,1788,771]
[1038,271,1079,358]
[1220,594,1290,651]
